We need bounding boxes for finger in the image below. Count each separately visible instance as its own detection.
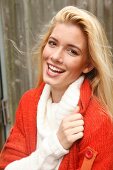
[66,132,84,144]
[64,113,83,122]
[72,132,84,141]
[65,119,84,129]
[67,125,84,135]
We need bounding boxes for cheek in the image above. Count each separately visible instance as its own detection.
[67,61,85,75]
[42,49,47,60]
[42,45,51,60]
[67,61,79,71]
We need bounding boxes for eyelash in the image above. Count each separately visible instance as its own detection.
[47,40,79,56]
[48,40,56,47]
[67,48,79,56]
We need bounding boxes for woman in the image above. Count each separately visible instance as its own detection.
[0,6,113,170]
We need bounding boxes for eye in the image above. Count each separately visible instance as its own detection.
[48,40,57,48]
[67,48,79,56]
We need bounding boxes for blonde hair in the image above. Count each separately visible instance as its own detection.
[36,6,113,117]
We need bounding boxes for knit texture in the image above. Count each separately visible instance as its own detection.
[0,79,113,170]
[37,76,84,170]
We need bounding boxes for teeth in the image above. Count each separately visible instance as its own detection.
[48,64,64,73]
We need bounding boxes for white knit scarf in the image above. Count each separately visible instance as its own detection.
[37,76,84,148]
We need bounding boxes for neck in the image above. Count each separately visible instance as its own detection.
[51,88,66,103]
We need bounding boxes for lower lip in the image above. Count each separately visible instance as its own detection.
[47,68,61,78]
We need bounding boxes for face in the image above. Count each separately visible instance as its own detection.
[42,23,89,92]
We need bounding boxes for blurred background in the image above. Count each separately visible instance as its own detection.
[0,0,113,149]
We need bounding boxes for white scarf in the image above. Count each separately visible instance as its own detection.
[37,76,84,148]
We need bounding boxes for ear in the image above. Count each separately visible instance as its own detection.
[82,63,94,74]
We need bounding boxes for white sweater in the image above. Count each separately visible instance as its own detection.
[5,76,84,170]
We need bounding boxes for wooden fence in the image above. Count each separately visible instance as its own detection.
[0,0,113,126]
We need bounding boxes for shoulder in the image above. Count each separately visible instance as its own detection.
[80,79,113,133]
[84,96,113,132]
[14,83,45,120]
[12,83,45,132]
[85,96,113,128]
[82,96,113,145]
[19,83,45,105]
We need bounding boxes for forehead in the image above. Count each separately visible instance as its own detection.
[50,23,87,49]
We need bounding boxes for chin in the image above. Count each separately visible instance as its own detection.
[43,76,52,85]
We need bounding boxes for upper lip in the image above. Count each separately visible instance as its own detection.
[47,63,65,72]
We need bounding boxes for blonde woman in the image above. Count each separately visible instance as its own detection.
[0,6,113,170]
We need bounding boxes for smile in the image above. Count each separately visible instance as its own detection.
[48,64,65,73]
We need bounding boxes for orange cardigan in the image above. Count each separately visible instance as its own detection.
[0,79,113,170]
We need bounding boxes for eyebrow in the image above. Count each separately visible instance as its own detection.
[49,37,58,42]
[49,36,82,53]
[67,44,82,53]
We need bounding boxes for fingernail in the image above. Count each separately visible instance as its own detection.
[75,106,80,112]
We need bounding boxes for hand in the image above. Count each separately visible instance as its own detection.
[57,107,84,150]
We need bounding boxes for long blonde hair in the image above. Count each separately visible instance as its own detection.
[36,6,113,116]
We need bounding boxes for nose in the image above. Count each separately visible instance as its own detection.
[50,48,63,64]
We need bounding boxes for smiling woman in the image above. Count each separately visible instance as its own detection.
[42,23,90,102]
[0,6,113,170]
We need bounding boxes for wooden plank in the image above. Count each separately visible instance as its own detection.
[104,0,113,47]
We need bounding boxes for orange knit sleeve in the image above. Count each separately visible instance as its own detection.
[0,99,28,170]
